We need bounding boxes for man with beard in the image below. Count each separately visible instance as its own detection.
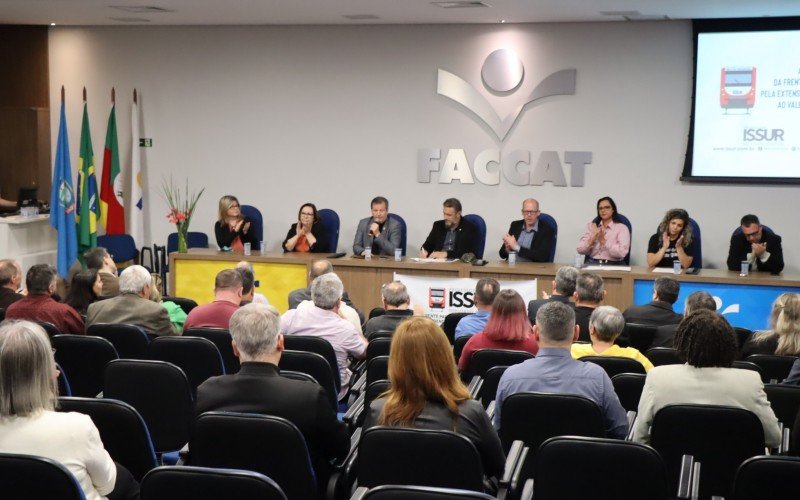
[419,198,477,259]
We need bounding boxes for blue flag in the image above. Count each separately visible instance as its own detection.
[50,100,78,277]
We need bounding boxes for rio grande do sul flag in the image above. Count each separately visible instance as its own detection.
[99,94,125,234]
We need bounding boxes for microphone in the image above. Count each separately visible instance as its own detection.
[368,218,380,237]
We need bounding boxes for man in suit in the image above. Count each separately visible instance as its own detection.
[528,265,578,324]
[499,198,555,262]
[622,276,682,327]
[86,265,177,336]
[573,272,605,342]
[352,196,402,257]
[194,303,349,479]
[726,214,784,274]
[653,291,716,348]
[419,198,477,260]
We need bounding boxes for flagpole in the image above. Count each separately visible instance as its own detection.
[83,86,86,102]
[61,85,65,103]
[111,86,115,104]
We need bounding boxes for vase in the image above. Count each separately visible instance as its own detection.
[177,228,188,253]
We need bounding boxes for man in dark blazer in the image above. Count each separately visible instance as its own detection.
[500,198,556,262]
[194,303,350,476]
[419,198,477,259]
[726,214,784,274]
[622,276,682,327]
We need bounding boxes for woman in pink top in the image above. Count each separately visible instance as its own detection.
[577,196,631,264]
[458,290,539,373]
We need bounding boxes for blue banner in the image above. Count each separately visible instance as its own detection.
[50,100,78,277]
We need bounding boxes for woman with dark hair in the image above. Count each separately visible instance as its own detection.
[364,316,505,478]
[282,203,329,253]
[214,195,258,251]
[458,290,539,373]
[646,208,696,269]
[741,293,800,358]
[632,310,780,446]
[576,196,630,264]
[65,269,102,315]
[0,320,140,499]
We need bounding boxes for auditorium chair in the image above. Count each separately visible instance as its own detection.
[52,334,118,397]
[453,334,472,363]
[730,455,800,500]
[476,365,508,409]
[351,485,495,500]
[650,404,765,499]
[352,354,390,395]
[318,208,340,252]
[240,204,264,243]
[148,336,225,397]
[87,323,150,359]
[734,326,754,352]
[278,350,339,411]
[283,335,341,393]
[611,373,647,413]
[538,213,558,262]
[184,327,239,374]
[733,360,763,378]
[98,233,139,267]
[617,322,657,352]
[56,362,72,396]
[141,466,288,500]
[745,354,798,383]
[462,214,486,259]
[58,396,158,482]
[0,452,86,499]
[388,213,408,256]
[763,383,800,451]
[645,347,683,366]
[440,312,469,345]
[461,348,533,382]
[345,379,391,429]
[162,296,198,315]
[35,320,61,338]
[579,355,646,378]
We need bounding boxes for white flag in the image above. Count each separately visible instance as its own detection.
[128,92,144,247]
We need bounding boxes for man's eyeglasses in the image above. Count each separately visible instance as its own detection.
[522,210,540,216]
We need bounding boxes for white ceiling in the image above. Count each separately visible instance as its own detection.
[2,0,799,26]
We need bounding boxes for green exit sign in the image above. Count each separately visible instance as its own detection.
[139,138,153,147]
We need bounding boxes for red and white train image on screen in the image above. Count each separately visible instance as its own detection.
[720,67,757,113]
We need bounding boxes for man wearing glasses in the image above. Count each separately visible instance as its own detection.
[726,214,784,274]
[499,198,555,262]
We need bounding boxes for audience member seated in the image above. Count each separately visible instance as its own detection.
[6,264,84,335]
[235,261,269,305]
[64,269,102,316]
[499,198,555,263]
[83,247,120,297]
[288,259,362,326]
[363,281,414,339]
[653,291,716,349]
[455,278,500,340]
[282,203,329,253]
[458,290,539,373]
[419,198,477,260]
[214,195,258,251]
[194,303,349,477]
[280,273,367,399]
[571,306,654,372]
[576,196,630,265]
[573,272,605,342]
[0,320,139,500]
[740,293,800,359]
[183,269,242,330]
[87,265,177,337]
[352,196,402,257]
[0,259,24,309]
[727,214,784,274]
[364,316,505,479]
[528,265,578,324]
[494,301,628,439]
[632,309,780,446]
[149,274,187,333]
[622,276,682,327]
[646,208,696,270]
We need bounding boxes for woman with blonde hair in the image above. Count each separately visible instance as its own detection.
[741,293,800,358]
[214,195,258,251]
[646,208,696,269]
[363,316,505,478]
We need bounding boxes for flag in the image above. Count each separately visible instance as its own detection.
[76,99,100,258]
[99,101,125,233]
[128,92,144,247]
[49,96,78,277]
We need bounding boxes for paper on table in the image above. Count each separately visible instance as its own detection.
[651,267,677,273]
[410,258,459,263]
[582,265,632,272]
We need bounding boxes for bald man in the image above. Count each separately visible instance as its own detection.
[499,198,556,262]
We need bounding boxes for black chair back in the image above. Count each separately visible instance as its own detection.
[478,365,508,409]
[357,485,495,499]
[580,355,646,378]
[0,452,86,499]
[441,313,470,345]
[733,360,763,376]
[56,362,71,396]
[366,355,389,387]
[645,347,683,366]
[465,349,533,380]
[357,379,392,427]
[745,354,798,383]
[358,426,485,492]
[650,404,765,499]
[190,412,316,500]
[104,359,194,453]
[36,320,61,338]
[52,334,118,397]
[453,335,472,363]
[141,465,288,500]
[0,307,5,321]
[148,336,225,396]
[161,296,198,315]
[366,336,392,360]
[87,323,150,359]
[611,373,647,413]
[499,392,605,453]
[732,455,800,500]
[534,436,671,500]
[282,335,340,392]
[58,396,157,481]
[184,328,240,374]
[734,327,754,351]
[619,323,657,351]
[278,350,338,410]
[763,383,800,429]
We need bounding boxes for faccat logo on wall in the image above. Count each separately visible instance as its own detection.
[418,48,593,187]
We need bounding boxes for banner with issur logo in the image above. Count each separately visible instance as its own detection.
[395,273,537,324]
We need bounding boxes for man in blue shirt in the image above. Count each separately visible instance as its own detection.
[493,301,628,439]
[454,278,500,340]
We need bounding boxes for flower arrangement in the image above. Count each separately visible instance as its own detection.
[161,177,205,253]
